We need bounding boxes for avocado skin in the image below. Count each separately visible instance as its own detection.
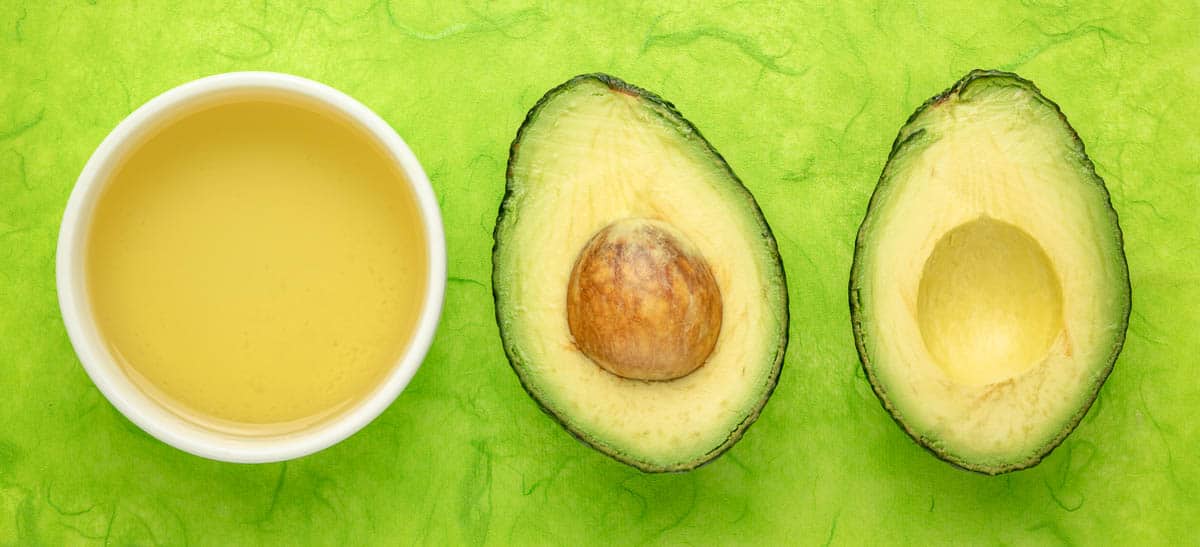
[848,69,1132,475]
[493,73,790,473]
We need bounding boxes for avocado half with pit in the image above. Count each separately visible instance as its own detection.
[493,74,788,472]
[850,70,1131,474]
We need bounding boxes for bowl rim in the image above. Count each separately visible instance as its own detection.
[55,71,446,463]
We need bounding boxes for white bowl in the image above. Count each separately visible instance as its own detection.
[56,72,446,463]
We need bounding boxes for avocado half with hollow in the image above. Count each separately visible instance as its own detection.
[493,74,788,472]
[850,70,1131,474]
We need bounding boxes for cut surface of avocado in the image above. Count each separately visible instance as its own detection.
[493,74,788,472]
[850,70,1130,474]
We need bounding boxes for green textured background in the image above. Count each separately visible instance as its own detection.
[2,1,1198,544]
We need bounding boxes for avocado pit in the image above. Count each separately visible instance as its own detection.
[567,218,722,381]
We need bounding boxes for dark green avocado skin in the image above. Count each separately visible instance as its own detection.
[849,69,1131,476]
[493,73,789,473]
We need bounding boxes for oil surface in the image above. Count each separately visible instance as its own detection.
[87,97,428,433]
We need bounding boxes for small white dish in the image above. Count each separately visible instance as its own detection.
[56,72,446,463]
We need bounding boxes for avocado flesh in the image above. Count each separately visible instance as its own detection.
[494,74,788,472]
[850,70,1130,475]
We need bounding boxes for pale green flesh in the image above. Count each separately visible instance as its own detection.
[494,77,787,471]
[852,74,1129,472]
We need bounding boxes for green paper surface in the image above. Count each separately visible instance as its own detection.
[1,1,1197,544]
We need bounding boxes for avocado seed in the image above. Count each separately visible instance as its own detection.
[566,218,723,381]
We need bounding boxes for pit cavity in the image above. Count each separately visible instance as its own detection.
[917,216,1063,386]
